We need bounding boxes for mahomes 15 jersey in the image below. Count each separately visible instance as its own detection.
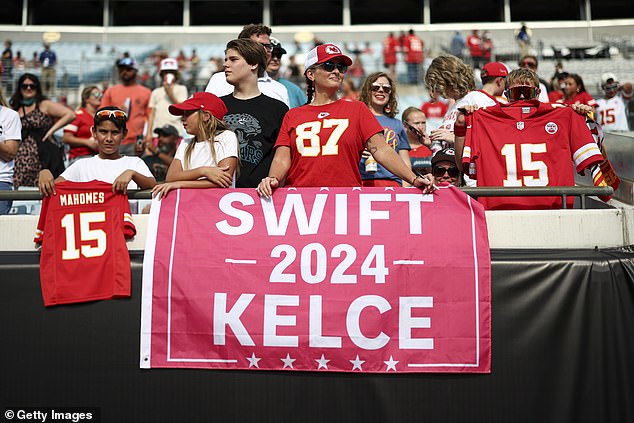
[463,100,603,210]
[34,181,136,306]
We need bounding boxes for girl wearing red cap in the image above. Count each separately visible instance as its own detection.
[151,92,238,198]
[257,44,433,197]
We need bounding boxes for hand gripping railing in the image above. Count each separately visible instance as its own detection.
[0,186,614,210]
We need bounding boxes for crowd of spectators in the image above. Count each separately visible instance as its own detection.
[0,25,632,214]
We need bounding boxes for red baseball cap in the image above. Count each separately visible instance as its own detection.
[481,62,509,78]
[304,43,352,72]
[169,92,227,120]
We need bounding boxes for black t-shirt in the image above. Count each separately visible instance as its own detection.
[221,94,288,188]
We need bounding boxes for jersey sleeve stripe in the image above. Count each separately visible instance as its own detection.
[573,143,603,172]
[64,124,79,133]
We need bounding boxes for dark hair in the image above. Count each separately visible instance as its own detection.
[566,73,587,93]
[238,23,272,39]
[226,39,267,78]
[9,73,45,110]
[93,106,128,132]
[481,75,501,85]
[359,72,398,117]
[305,76,314,104]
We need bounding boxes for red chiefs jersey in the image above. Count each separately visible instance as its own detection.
[275,99,383,187]
[63,108,96,159]
[421,100,448,119]
[403,34,424,63]
[34,181,136,306]
[383,36,399,65]
[462,100,603,210]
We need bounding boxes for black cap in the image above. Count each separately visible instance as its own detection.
[270,36,287,57]
[432,147,457,167]
[153,124,179,137]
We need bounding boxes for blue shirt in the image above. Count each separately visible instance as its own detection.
[39,50,57,68]
[359,114,411,182]
[277,78,307,109]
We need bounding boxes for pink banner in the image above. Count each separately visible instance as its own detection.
[141,186,491,373]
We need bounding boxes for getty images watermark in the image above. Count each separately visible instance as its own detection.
[3,408,100,423]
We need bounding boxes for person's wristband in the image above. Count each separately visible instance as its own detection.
[410,175,419,185]
[454,123,467,137]
[268,176,278,182]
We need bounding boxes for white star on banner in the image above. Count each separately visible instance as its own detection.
[281,353,296,369]
[384,355,399,371]
[315,354,330,370]
[246,353,261,368]
[350,355,365,371]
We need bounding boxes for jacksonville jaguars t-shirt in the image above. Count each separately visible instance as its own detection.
[221,94,289,188]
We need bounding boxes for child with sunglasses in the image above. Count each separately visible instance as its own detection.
[257,44,434,197]
[38,106,156,196]
[151,92,238,199]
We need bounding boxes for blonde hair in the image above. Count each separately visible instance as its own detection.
[507,68,539,88]
[424,54,475,99]
[183,110,238,173]
[0,86,7,107]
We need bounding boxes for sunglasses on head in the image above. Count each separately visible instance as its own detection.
[520,61,537,69]
[21,83,37,90]
[433,166,460,178]
[370,84,392,94]
[505,85,539,101]
[95,109,128,122]
[319,61,348,73]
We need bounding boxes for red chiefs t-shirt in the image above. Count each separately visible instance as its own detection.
[462,100,603,210]
[275,99,383,187]
[63,108,95,159]
[34,181,136,306]
[421,101,448,119]
[557,91,597,107]
[383,36,399,65]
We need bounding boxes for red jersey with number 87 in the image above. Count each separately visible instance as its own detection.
[275,99,383,187]
[34,181,136,306]
[462,100,603,210]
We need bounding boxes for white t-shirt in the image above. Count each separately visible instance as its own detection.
[174,130,239,187]
[61,156,153,189]
[441,91,498,131]
[149,84,188,137]
[0,106,22,183]
[596,95,630,131]
[205,71,290,107]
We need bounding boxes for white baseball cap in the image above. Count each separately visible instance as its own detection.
[160,58,179,72]
[601,72,618,86]
[304,43,352,73]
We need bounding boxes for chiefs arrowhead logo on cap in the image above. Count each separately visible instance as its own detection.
[325,45,342,55]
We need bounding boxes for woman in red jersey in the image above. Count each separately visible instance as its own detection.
[257,43,433,197]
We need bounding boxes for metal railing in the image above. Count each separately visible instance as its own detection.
[0,186,614,210]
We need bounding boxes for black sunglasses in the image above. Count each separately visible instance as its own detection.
[21,83,37,90]
[370,84,392,94]
[319,61,348,73]
[432,166,460,178]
